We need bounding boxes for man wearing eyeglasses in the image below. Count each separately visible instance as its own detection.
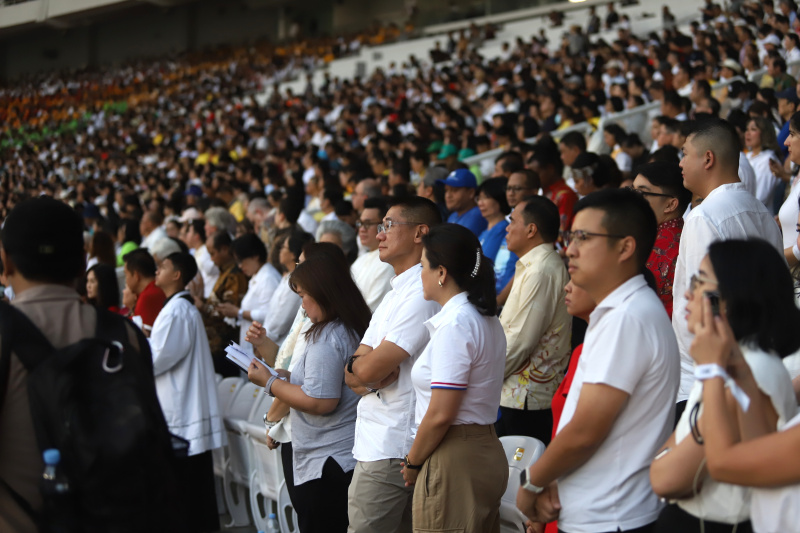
[517,188,679,533]
[351,197,395,312]
[344,197,442,533]
[630,161,692,318]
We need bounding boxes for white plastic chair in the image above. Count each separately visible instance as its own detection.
[246,412,284,531]
[498,436,547,533]
[222,382,262,527]
[277,479,299,533]
[212,376,244,515]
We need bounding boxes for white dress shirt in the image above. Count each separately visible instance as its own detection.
[140,226,168,252]
[738,152,758,198]
[195,244,219,299]
[149,291,226,456]
[411,292,506,429]
[778,176,800,250]
[350,249,395,312]
[352,264,441,462]
[746,149,781,207]
[557,275,679,533]
[672,182,783,401]
[238,263,281,356]
[256,275,302,346]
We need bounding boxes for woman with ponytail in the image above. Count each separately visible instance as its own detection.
[400,223,508,533]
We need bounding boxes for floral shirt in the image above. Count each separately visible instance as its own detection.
[543,180,579,234]
[646,218,683,318]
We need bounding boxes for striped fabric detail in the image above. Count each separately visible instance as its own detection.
[431,382,468,390]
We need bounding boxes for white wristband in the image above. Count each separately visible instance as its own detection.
[695,364,751,412]
[792,243,800,262]
[237,308,244,320]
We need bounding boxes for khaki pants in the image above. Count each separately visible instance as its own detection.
[412,424,508,533]
[347,458,413,533]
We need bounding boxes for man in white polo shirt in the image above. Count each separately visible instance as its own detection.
[345,196,442,533]
[516,188,680,533]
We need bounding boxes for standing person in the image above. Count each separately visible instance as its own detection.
[631,162,692,318]
[516,188,680,533]
[351,197,395,311]
[744,116,783,207]
[477,177,511,262]
[495,197,571,444]
[200,207,236,298]
[248,248,372,533]
[215,234,281,357]
[139,211,167,251]
[439,169,487,236]
[200,231,248,376]
[123,248,166,335]
[778,111,800,266]
[150,252,226,533]
[85,263,123,314]
[649,240,799,533]
[344,197,442,533]
[529,141,577,233]
[401,224,507,532]
[674,118,782,415]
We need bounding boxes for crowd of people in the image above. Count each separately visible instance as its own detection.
[4,0,800,532]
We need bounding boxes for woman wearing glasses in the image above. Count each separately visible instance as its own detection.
[401,224,508,532]
[630,161,692,318]
[649,239,799,533]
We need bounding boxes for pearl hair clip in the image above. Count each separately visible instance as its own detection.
[470,249,481,278]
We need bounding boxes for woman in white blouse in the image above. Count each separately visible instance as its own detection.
[745,116,783,208]
[650,239,800,533]
[401,223,508,533]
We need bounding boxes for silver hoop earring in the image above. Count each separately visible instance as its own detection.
[438,280,443,287]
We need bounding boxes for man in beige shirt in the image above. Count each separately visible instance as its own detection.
[496,196,572,444]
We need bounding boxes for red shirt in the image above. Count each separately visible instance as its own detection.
[543,180,579,234]
[133,281,166,329]
[545,343,583,533]
[646,218,683,319]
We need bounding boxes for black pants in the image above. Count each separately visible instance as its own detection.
[495,405,553,445]
[675,400,688,430]
[560,522,655,533]
[281,441,298,510]
[654,503,753,533]
[291,456,353,533]
[174,450,219,533]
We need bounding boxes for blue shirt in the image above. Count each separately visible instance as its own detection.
[778,121,790,160]
[493,237,517,295]
[447,206,488,236]
[479,220,509,262]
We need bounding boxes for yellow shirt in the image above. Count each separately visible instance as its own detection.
[498,243,572,410]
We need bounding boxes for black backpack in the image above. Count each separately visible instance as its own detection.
[0,301,189,533]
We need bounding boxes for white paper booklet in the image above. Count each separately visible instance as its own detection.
[224,342,281,378]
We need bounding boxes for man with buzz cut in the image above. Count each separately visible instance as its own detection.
[344,196,442,533]
[517,188,680,533]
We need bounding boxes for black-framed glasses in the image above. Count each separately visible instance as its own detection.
[377,220,422,234]
[355,220,380,230]
[562,229,627,245]
[625,186,675,199]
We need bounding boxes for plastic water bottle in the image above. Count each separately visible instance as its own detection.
[266,512,281,533]
[41,449,74,532]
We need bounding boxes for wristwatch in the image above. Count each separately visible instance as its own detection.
[403,455,423,470]
[519,468,545,494]
[346,355,358,374]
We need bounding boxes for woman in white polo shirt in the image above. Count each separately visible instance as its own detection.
[401,223,508,533]
[650,239,800,533]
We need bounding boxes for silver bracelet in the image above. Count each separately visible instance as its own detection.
[265,375,279,397]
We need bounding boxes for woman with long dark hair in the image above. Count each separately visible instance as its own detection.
[85,263,122,313]
[650,239,800,533]
[247,242,371,533]
[401,223,508,532]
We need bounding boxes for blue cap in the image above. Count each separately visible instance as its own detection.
[184,185,203,197]
[43,449,61,465]
[436,168,478,189]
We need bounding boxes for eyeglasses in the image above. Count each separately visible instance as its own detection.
[689,273,718,292]
[355,220,380,230]
[562,229,627,245]
[505,185,534,193]
[377,220,421,234]
[625,186,675,199]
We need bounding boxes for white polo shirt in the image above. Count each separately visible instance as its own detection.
[352,263,441,462]
[556,275,680,533]
[410,292,506,429]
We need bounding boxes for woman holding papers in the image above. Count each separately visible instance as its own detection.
[650,240,800,533]
[401,224,508,533]
[248,242,371,533]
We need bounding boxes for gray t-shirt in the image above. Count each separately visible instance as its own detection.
[290,319,360,485]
